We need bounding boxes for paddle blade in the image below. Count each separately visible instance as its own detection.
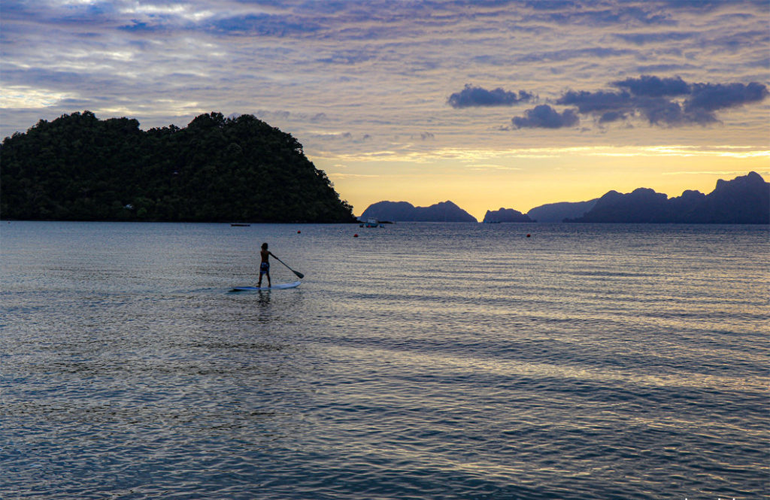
[274,255,304,279]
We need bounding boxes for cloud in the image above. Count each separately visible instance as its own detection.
[551,75,769,127]
[598,111,627,124]
[512,105,579,129]
[448,85,534,108]
[524,1,581,11]
[612,75,690,97]
[317,50,375,65]
[685,82,769,112]
[614,32,695,45]
[206,13,322,37]
[634,63,698,73]
[641,98,693,126]
[557,90,633,114]
[517,47,636,64]
[538,5,675,27]
[1,0,769,157]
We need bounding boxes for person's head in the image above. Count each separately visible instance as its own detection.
[261,243,268,250]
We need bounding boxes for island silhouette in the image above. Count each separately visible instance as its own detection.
[565,172,768,224]
[2,112,767,225]
[1,111,355,223]
[361,172,768,224]
[361,200,477,222]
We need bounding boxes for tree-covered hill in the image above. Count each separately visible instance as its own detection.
[0,111,355,223]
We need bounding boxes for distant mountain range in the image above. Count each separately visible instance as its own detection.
[567,172,768,224]
[360,172,769,224]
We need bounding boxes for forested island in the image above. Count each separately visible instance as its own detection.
[0,111,356,223]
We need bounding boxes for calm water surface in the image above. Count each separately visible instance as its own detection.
[1,221,767,499]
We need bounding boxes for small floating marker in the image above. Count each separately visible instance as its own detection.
[354,233,359,238]
[527,234,531,238]
[297,230,301,234]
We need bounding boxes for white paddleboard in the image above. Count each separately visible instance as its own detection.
[230,281,301,292]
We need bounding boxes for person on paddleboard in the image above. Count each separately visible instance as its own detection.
[258,242,275,288]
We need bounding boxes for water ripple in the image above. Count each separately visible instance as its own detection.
[1,222,767,499]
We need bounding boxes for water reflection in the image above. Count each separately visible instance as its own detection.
[1,222,767,499]
[256,290,271,307]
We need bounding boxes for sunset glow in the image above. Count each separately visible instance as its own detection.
[2,0,768,218]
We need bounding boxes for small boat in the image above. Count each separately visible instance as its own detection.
[359,218,384,228]
[230,223,251,227]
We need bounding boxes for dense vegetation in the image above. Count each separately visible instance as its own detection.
[1,111,355,222]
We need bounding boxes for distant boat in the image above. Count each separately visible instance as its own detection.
[359,218,384,228]
[230,223,251,227]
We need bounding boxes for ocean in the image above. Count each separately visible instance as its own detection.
[1,221,767,499]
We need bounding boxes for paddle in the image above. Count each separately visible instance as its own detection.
[272,255,304,279]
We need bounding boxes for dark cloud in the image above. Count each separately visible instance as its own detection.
[640,98,692,126]
[612,75,690,97]
[557,90,633,114]
[598,111,626,124]
[557,90,680,125]
[512,105,579,129]
[448,85,534,108]
[550,75,769,127]
[686,82,769,112]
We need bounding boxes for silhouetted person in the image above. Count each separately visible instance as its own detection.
[258,242,275,288]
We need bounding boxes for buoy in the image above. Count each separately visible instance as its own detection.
[354,234,359,238]
[297,230,301,234]
[526,234,531,237]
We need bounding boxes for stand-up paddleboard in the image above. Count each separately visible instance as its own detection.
[230,281,301,292]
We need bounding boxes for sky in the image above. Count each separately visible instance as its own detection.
[1,0,769,219]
